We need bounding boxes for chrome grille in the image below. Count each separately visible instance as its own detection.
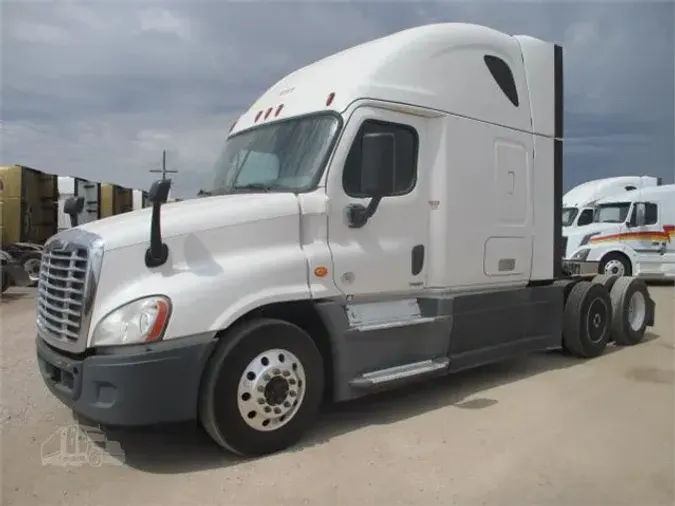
[36,246,89,345]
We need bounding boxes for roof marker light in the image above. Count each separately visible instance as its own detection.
[326,92,335,106]
[275,104,284,117]
[229,119,238,133]
[254,110,263,122]
[264,107,273,119]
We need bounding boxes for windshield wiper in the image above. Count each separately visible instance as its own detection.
[232,182,284,193]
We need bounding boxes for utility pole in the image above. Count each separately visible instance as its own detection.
[149,150,178,181]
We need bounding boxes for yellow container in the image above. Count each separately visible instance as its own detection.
[100,184,134,218]
[0,165,58,246]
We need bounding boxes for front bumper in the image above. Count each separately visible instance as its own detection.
[36,333,216,426]
[562,260,599,277]
[4,262,31,287]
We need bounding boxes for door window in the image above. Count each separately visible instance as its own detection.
[343,120,419,198]
[629,202,658,226]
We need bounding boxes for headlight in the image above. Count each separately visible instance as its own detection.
[571,248,590,261]
[92,295,171,346]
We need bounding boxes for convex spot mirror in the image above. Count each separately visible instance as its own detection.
[149,179,172,204]
[360,132,396,197]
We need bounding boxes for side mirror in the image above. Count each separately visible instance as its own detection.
[360,132,395,196]
[149,179,172,204]
[64,196,85,227]
[63,196,84,216]
[635,203,646,227]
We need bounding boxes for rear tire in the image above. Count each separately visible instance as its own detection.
[199,318,324,457]
[563,281,612,358]
[609,277,650,346]
[599,252,632,277]
[592,274,620,293]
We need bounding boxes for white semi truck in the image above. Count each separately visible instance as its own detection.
[562,176,661,230]
[35,23,656,457]
[565,184,675,279]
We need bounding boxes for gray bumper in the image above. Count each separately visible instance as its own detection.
[563,260,599,277]
[36,333,216,426]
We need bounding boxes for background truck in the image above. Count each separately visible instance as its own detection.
[0,164,58,285]
[565,183,675,279]
[100,184,133,218]
[57,176,102,232]
[35,23,656,458]
[562,176,661,230]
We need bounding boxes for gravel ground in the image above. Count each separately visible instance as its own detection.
[1,285,674,506]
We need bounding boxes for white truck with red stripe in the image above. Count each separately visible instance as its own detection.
[565,184,675,279]
[35,23,656,457]
[562,176,661,230]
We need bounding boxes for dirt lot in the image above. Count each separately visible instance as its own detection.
[1,285,674,506]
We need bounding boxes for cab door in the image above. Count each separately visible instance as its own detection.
[325,106,430,297]
[629,201,665,276]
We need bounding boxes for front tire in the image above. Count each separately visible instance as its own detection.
[1,271,9,294]
[19,252,42,286]
[599,252,632,277]
[199,318,324,457]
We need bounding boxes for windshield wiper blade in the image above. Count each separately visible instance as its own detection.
[232,182,282,193]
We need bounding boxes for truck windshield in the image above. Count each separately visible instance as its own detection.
[209,113,341,195]
[594,202,632,223]
[562,207,578,226]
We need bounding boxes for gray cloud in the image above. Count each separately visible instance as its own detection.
[2,1,673,196]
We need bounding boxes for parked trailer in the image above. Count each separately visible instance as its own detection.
[36,23,656,457]
[132,189,150,211]
[57,177,102,232]
[0,164,58,286]
[563,176,661,230]
[100,184,133,218]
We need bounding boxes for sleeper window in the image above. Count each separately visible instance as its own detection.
[343,120,418,198]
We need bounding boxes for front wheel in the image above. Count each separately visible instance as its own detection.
[199,318,324,457]
[599,252,632,277]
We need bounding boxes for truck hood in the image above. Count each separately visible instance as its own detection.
[564,222,623,257]
[74,193,302,251]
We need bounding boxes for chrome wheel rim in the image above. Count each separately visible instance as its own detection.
[24,258,41,282]
[237,348,306,432]
[604,259,625,276]
[627,291,646,331]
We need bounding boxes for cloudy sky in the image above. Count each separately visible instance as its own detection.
[2,0,674,198]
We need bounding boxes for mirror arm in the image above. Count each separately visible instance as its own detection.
[347,196,382,229]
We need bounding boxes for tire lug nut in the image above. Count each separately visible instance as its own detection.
[289,379,296,385]
[284,401,291,407]
[264,406,271,413]
[258,398,265,404]
[289,391,297,397]
[257,385,264,392]
[263,374,271,381]
[274,407,281,414]
[282,370,290,377]
[273,368,280,375]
